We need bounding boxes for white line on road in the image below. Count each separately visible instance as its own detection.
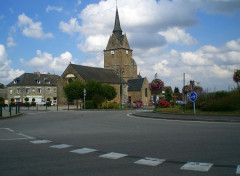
[181,162,213,172]
[17,133,35,139]
[70,148,97,154]
[236,165,240,174]
[135,157,166,166]
[30,139,52,144]
[50,144,72,149]
[99,152,128,160]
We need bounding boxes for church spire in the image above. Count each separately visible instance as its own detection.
[113,7,123,41]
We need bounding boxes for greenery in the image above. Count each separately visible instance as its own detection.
[0,97,4,104]
[164,88,172,102]
[174,87,180,93]
[24,97,29,102]
[47,97,51,102]
[64,80,117,109]
[32,98,35,102]
[0,83,5,89]
[11,98,14,102]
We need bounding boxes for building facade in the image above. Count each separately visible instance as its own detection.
[7,72,59,103]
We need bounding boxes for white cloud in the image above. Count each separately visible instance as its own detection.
[59,18,81,35]
[159,27,197,45]
[0,44,24,84]
[46,5,63,13]
[17,13,53,39]
[7,36,17,47]
[26,50,74,74]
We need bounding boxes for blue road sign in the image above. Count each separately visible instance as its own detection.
[190,92,197,102]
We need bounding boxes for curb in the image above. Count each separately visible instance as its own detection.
[132,113,240,123]
[0,113,23,120]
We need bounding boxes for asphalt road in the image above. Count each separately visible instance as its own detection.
[0,110,240,176]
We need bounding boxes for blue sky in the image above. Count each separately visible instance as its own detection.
[0,0,240,91]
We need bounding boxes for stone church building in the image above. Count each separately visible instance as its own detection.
[57,8,151,105]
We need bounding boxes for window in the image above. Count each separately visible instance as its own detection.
[111,50,114,55]
[47,88,51,93]
[37,80,41,84]
[54,88,57,93]
[68,78,73,84]
[14,80,17,84]
[10,89,13,95]
[37,88,41,94]
[126,50,128,54]
[145,88,148,97]
[26,88,30,94]
[17,88,20,94]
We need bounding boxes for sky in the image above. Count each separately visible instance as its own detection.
[0,0,240,92]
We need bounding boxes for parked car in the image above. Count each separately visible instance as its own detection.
[51,100,57,106]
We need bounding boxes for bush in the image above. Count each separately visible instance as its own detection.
[25,97,29,102]
[92,94,104,108]
[158,100,169,108]
[47,97,51,102]
[85,100,95,109]
[201,92,240,112]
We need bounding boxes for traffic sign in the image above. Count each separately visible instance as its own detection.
[190,92,197,102]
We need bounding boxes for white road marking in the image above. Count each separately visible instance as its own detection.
[236,165,240,174]
[17,133,35,139]
[181,162,213,172]
[70,148,97,154]
[134,157,166,166]
[50,144,72,149]
[30,139,52,144]
[99,152,128,160]
[0,128,15,132]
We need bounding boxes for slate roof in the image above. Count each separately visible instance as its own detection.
[71,64,126,84]
[7,73,60,86]
[113,8,124,43]
[127,78,144,91]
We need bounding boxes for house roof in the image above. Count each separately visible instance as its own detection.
[71,64,126,84]
[7,72,60,87]
[127,78,144,91]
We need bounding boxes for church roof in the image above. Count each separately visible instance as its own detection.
[71,64,126,84]
[127,78,145,91]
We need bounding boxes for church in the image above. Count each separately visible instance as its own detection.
[57,8,151,106]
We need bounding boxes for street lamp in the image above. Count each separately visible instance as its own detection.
[113,64,124,109]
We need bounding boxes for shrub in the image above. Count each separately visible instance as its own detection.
[158,100,169,108]
[32,98,35,102]
[25,97,29,102]
[85,100,95,109]
[108,102,119,109]
[92,94,104,108]
[0,97,4,104]
[47,97,51,102]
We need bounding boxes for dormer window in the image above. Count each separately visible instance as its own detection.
[44,78,51,84]
[37,80,41,84]
[14,80,17,84]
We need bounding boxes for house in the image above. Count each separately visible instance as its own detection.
[127,77,151,105]
[57,64,127,105]
[7,72,59,103]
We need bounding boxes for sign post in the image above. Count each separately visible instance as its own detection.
[84,88,86,109]
[189,92,197,114]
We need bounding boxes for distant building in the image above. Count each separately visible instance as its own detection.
[7,72,59,103]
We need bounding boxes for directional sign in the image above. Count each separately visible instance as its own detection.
[190,92,197,102]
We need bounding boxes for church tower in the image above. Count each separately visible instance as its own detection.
[104,8,137,81]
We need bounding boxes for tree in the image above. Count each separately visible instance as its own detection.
[101,84,117,102]
[0,83,5,89]
[233,69,240,90]
[64,81,86,102]
[86,80,102,100]
[165,88,173,102]
[174,87,180,94]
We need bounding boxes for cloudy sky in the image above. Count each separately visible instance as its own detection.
[0,0,240,91]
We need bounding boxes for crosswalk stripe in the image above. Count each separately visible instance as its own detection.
[181,162,213,172]
[70,148,97,154]
[30,139,52,144]
[236,165,240,174]
[50,144,72,149]
[99,152,128,160]
[134,157,166,166]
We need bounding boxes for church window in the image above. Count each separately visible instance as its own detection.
[111,50,115,55]
[145,88,148,97]
[126,50,128,54]
[68,78,73,84]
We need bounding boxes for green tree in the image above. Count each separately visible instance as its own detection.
[0,83,5,89]
[174,87,180,94]
[101,84,117,102]
[64,81,86,102]
[86,80,102,100]
[165,88,173,102]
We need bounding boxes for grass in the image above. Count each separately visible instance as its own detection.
[156,106,240,115]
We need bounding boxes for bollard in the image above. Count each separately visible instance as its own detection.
[46,104,47,111]
[9,104,11,116]
[16,105,17,114]
[57,104,58,111]
[0,105,2,117]
[37,104,38,111]
[68,103,69,111]
[18,105,20,113]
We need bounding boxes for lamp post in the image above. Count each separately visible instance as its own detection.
[114,64,124,109]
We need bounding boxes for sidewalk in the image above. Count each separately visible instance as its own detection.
[133,111,240,123]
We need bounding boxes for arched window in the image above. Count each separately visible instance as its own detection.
[68,78,73,84]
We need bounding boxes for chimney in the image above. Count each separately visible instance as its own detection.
[34,72,40,77]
